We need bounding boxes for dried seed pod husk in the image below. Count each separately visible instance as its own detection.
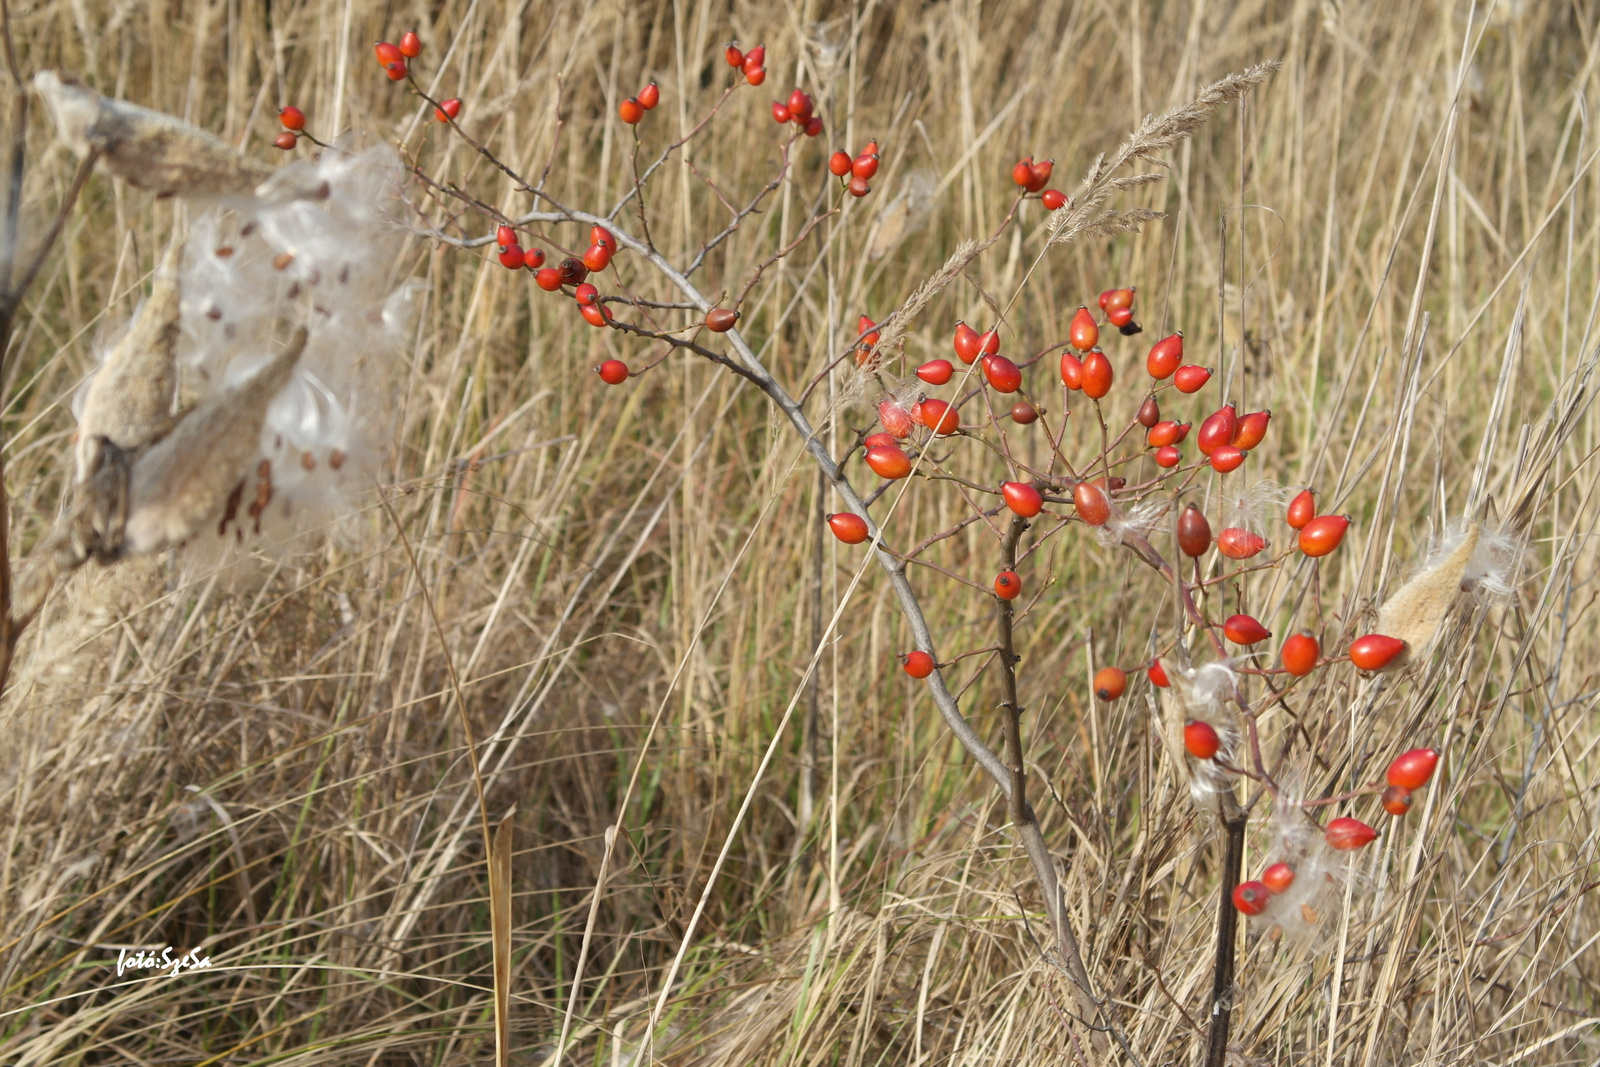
[122,326,309,555]
[74,240,183,481]
[1375,523,1481,658]
[34,70,275,199]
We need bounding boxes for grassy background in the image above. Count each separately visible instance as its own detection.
[2,0,1600,1063]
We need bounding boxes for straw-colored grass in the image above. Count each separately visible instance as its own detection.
[2,1,1599,1064]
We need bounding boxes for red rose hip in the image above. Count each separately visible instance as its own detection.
[1349,634,1407,671]
[1280,632,1319,676]
[1173,364,1212,393]
[1286,489,1316,529]
[1261,863,1295,894]
[1233,881,1271,915]
[1386,748,1440,789]
[1093,666,1127,701]
[902,650,935,678]
[1224,613,1271,645]
[1184,720,1221,760]
[827,513,870,544]
[1001,481,1043,517]
[1325,817,1378,850]
[1381,785,1414,816]
[1299,514,1350,557]
[1146,333,1183,379]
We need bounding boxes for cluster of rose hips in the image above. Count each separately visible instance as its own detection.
[827,140,880,198]
[851,266,1376,712]
[1231,748,1440,916]
[770,88,823,138]
[618,83,662,125]
[486,221,631,380]
[724,42,767,85]
[375,31,422,82]
[274,106,306,151]
[1011,156,1070,211]
[340,30,459,126]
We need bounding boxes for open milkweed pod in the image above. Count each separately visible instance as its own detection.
[74,239,184,482]
[1375,523,1481,660]
[34,70,277,200]
[122,326,309,556]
